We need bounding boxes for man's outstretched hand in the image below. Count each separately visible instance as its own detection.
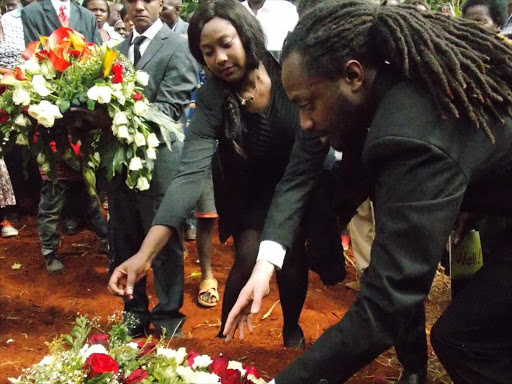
[108,253,152,299]
[223,259,275,341]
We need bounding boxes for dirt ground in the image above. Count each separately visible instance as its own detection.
[0,216,453,383]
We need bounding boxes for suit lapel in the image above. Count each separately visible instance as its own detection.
[117,35,131,57]
[136,25,168,70]
[42,0,62,31]
[69,3,81,31]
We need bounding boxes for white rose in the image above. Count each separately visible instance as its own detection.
[15,134,28,146]
[36,152,46,165]
[147,133,159,147]
[176,366,195,382]
[14,114,30,127]
[37,355,55,366]
[111,83,122,91]
[21,58,40,74]
[113,90,126,105]
[40,162,50,172]
[134,132,146,147]
[127,342,139,349]
[31,75,52,97]
[133,100,149,116]
[13,88,31,106]
[193,372,221,383]
[113,112,128,126]
[228,361,246,376]
[146,147,157,160]
[135,71,149,86]
[136,176,150,191]
[192,355,213,369]
[81,344,108,362]
[87,85,99,100]
[129,156,143,171]
[40,61,56,78]
[96,86,112,104]
[164,366,176,379]
[28,100,62,128]
[116,125,129,139]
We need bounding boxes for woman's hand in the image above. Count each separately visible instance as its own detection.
[223,259,274,341]
[108,252,152,299]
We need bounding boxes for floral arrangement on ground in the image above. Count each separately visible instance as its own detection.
[8,315,267,384]
[0,27,182,193]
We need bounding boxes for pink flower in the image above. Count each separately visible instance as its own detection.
[209,355,229,376]
[89,333,109,347]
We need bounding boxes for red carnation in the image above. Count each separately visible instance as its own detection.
[186,350,200,367]
[132,91,143,101]
[220,368,241,384]
[243,365,262,383]
[209,355,229,376]
[84,353,119,378]
[89,333,109,347]
[69,50,81,59]
[0,109,10,124]
[124,368,148,384]
[49,141,57,153]
[111,63,123,83]
[136,341,156,357]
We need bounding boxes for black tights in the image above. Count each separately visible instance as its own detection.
[219,227,308,347]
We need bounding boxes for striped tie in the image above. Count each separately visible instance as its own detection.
[58,5,69,27]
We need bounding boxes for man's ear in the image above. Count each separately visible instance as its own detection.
[343,60,365,92]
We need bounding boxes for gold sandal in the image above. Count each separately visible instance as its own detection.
[198,278,219,307]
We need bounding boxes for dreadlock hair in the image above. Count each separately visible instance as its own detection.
[462,0,508,28]
[282,0,512,143]
[188,0,267,71]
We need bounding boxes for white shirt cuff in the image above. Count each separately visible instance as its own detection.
[257,240,286,270]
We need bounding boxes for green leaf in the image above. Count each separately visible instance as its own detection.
[87,99,96,111]
[58,100,70,113]
[113,146,126,174]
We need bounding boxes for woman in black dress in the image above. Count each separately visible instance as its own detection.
[108,0,327,348]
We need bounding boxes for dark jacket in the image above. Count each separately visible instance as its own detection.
[267,71,512,383]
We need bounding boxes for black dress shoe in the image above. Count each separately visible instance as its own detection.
[396,368,427,384]
[283,325,305,350]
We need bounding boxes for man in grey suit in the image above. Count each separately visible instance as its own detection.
[21,0,101,45]
[160,0,188,34]
[108,0,197,336]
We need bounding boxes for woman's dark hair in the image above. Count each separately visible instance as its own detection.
[282,0,512,143]
[84,0,110,18]
[462,0,508,28]
[188,0,267,71]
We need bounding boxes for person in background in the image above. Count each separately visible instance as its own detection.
[160,0,188,34]
[462,0,508,31]
[84,0,123,43]
[107,0,197,337]
[241,0,298,58]
[107,1,123,26]
[120,5,134,35]
[113,18,128,37]
[0,158,18,238]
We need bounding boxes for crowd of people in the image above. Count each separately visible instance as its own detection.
[2,0,512,382]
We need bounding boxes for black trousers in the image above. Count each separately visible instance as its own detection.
[431,234,512,383]
[108,187,185,334]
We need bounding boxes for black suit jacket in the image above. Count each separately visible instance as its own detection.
[267,71,512,383]
[21,0,101,45]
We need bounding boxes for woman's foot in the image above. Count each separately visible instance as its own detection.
[198,278,219,307]
[1,220,18,237]
[283,325,305,350]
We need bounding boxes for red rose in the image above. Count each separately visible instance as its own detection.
[220,368,241,384]
[132,91,143,101]
[21,106,29,113]
[209,355,229,376]
[33,131,40,143]
[87,42,96,46]
[89,333,109,347]
[0,109,10,124]
[0,85,8,95]
[84,353,119,378]
[124,368,148,384]
[186,350,200,367]
[69,50,82,59]
[49,141,57,153]
[136,341,156,357]
[244,365,262,380]
[112,63,123,83]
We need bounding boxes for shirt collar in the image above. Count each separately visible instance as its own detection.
[131,18,163,44]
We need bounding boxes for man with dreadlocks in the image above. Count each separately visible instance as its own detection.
[224,1,512,383]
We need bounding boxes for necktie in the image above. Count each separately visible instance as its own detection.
[132,36,147,66]
[58,5,69,27]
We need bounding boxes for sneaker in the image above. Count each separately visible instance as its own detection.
[1,220,18,237]
[45,252,64,274]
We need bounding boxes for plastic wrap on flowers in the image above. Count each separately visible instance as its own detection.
[8,315,268,384]
[0,27,183,194]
